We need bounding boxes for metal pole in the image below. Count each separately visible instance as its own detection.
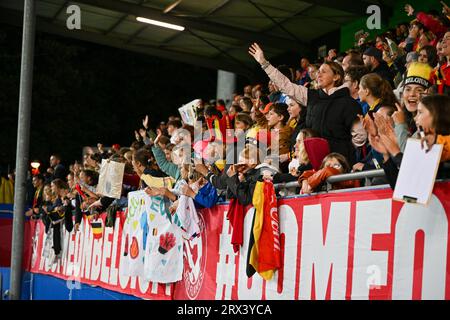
[10,0,36,301]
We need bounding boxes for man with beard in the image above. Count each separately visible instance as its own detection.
[363,46,395,87]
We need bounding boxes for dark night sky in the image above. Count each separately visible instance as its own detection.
[0,23,249,171]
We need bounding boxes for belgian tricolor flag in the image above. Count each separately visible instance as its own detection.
[91,220,103,240]
[246,180,282,280]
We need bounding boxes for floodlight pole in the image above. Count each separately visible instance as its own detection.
[10,0,36,300]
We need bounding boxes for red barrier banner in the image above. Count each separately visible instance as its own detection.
[174,183,450,300]
[1,213,34,268]
[29,211,173,300]
[29,183,450,300]
[0,217,13,267]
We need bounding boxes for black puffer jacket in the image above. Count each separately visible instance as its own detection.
[372,62,395,87]
[305,87,362,165]
[225,168,262,206]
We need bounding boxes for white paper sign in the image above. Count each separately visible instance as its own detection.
[178,99,201,126]
[121,190,184,283]
[393,138,443,205]
[97,159,125,199]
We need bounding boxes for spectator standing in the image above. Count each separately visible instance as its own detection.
[363,47,395,87]
[49,154,66,181]
[249,43,362,165]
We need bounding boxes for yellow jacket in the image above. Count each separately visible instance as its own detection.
[437,135,450,162]
[0,177,14,204]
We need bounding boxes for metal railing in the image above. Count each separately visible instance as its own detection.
[274,169,386,192]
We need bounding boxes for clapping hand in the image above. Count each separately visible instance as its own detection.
[374,113,400,156]
[360,114,377,137]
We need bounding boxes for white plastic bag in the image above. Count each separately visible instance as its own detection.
[174,195,200,240]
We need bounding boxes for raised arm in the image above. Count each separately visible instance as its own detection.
[151,144,181,180]
[248,42,308,106]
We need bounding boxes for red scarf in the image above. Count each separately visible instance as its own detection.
[75,184,87,200]
[226,198,245,253]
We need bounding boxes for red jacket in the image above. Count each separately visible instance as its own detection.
[299,167,360,192]
[431,62,450,95]
[416,12,447,40]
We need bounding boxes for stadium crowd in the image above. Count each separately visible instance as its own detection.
[2,3,450,259]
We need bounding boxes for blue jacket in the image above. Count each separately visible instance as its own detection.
[194,182,218,208]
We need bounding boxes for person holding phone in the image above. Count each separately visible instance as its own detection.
[224,145,266,206]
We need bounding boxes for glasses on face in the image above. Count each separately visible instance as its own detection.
[326,163,342,170]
